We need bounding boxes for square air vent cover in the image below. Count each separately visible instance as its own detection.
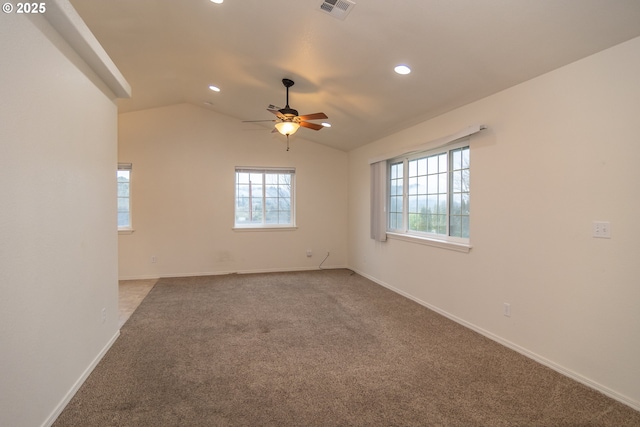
[319,0,356,21]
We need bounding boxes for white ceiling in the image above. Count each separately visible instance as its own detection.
[70,0,640,152]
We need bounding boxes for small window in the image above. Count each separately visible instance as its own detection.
[388,141,469,242]
[234,167,295,229]
[117,163,132,230]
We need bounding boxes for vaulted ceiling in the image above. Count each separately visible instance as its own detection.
[70,0,640,151]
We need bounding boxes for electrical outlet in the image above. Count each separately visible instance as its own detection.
[592,221,611,238]
[503,303,511,317]
[306,249,312,257]
[151,256,157,263]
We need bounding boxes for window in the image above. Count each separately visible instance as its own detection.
[234,167,295,229]
[388,141,469,243]
[117,163,132,230]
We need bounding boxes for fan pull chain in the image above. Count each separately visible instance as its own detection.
[286,134,290,151]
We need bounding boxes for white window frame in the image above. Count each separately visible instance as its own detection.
[233,167,297,231]
[117,163,133,233]
[386,139,470,252]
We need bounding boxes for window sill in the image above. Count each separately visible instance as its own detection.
[386,232,471,253]
[233,226,298,232]
[118,229,135,235]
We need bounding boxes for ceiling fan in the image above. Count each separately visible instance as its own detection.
[243,79,328,150]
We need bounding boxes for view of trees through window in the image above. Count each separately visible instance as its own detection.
[117,169,131,229]
[388,145,469,239]
[235,170,294,227]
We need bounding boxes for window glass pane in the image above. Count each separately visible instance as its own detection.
[451,171,460,192]
[117,182,129,197]
[417,158,427,176]
[438,195,447,213]
[427,214,438,232]
[452,149,462,170]
[237,184,250,197]
[251,182,263,197]
[117,213,130,228]
[278,174,290,185]
[417,176,427,194]
[427,195,438,214]
[450,215,462,237]
[461,193,470,215]
[251,199,262,222]
[438,172,447,193]
[408,160,417,177]
[408,177,418,194]
[437,215,447,234]
[427,176,438,194]
[409,213,427,232]
[462,147,470,168]
[451,193,461,215]
[439,153,447,172]
[395,213,403,230]
[461,216,470,238]
[408,195,417,213]
[237,172,250,184]
[427,156,438,173]
[117,197,129,211]
[391,162,403,179]
[462,169,470,191]
[417,195,427,212]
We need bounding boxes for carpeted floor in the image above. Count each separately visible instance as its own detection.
[54,269,640,426]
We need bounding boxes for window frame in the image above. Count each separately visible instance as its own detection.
[233,167,297,230]
[117,163,133,233]
[386,139,471,252]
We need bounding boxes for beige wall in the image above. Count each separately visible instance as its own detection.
[348,37,640,409]
[0,13,120,427]
[117,103,349,278]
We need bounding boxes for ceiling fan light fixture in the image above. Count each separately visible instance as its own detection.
[275,121,300,136]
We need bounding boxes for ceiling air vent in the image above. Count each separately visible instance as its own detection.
[319,0,356,21]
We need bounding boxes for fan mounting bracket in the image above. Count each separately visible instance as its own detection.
[282,78,295,88]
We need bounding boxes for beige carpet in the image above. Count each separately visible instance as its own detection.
[54,269,640,426]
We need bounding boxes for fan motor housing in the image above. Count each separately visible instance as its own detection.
[279,107,299,117]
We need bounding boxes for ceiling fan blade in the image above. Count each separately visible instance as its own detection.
[268,109,286,120]
[242,119,276,123]
[299,121,324,131]
[297,112,328,121]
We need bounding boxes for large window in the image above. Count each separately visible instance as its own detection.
[234,167,295,228]
[388,142,469,242]
[117,163,132,230]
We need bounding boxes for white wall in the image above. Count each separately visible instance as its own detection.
[348,37,640,410]
[0,10,121,427]
[117,103,348,279]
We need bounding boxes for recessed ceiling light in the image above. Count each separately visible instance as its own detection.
[208,85,221,92]
[322,122,331,128]
[394,65,411,75]
[210,0,223,4]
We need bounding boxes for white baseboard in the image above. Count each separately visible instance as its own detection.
[43,330,121,427]
[118,265,349,281]
[351,268,640,413]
